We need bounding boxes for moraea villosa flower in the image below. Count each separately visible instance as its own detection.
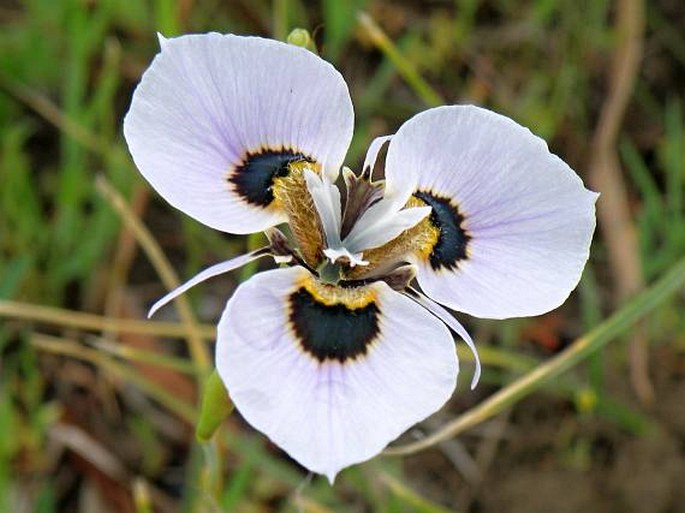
[124,33,597,482]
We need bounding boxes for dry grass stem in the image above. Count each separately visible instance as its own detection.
[0,299,215,339]
[384,254,685,455]
[588,0,652,404]
[95,176,212,377]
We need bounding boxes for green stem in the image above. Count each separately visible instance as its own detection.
[357,12,444,107]
[385,255,685,456]
[273,0,289,41]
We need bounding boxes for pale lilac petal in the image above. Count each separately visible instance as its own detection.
[409,289,481,389]
[124,33,354,234]
[386,105,597,318]
[147,251,267,318]
[343,201,431,252]
[304,168,343,248]
[323,247,368,267]
[216,266,457,482]
[361,135,392,178]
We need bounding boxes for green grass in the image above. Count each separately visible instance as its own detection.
[1,0,684,511]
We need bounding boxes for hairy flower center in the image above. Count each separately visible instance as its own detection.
[272,163,448,286]
[271,161,325,267]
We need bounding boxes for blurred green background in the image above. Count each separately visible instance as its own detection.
[1,0,684,512]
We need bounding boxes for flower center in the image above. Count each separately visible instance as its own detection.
[271,163,445,287]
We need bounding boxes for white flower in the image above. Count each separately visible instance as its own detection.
[124,33,598,483]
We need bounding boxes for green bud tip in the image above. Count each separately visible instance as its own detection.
[287,28,314,50]
[196,369,234,443]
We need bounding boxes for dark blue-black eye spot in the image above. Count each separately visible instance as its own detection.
[229,149,313,206]
[414,190,470,271]
[289,287,380,363]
